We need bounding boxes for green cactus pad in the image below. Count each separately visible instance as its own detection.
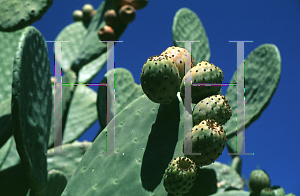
[0,0,53,32]
[172,8,211,64]
[165,161,245,196]
[54,20,111,83]
[45,169,68,196]
[71,0,127,73]
[62,85,97,144]
[54,22,88,74]
[0,30,23,103]
[202,159,244,192]
[230,156,242,175]
[78,51,109,83]
[285,193,296,196]
[97,68,144,130]
[260,188,275,196]
[47,141,92,180]
[0,137,20,171]
[48,75,97,147]
[0,136,13,170]
[0,163,30,196]
[224,44,281,155]
[48,71,77,147]
[184,167,218,196]
[0,98,13,148]
[209,190,250,196]
[28,169,68,196]
[61,94,194,195]
[11,26,52,193]
[50,69,76,146]
[48,80,56,148]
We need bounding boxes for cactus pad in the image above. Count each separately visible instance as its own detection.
[0,137,20,171]
[0,29,22,103]
[47,141,92,180]
[224,44,281,155]
[62,85,97,144]
[260,187,275,196]
[0,0,53,32]
[54,22,88,74]
[46,169,68,196]
[97,68,144,130]
[11,26,52,193]
[172,8,211,64]
[0,98,13,148]
[61,94,194,196]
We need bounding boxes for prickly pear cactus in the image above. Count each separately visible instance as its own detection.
[0,1,293,196]
[11,26,53,195]
[0,0,53,32]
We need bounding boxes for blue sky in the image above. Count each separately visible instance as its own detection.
[32,0,300,195]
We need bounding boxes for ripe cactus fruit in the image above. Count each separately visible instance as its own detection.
[192,94,232,126]
[104,9,119,28]
[140,55,180,104]
[113,0,148,10]
[180,60,224,104]
[72,10,83,22]
[260,188,275,196]
[249,169,271,194]
[82,4,94,21]
[118,5,136,24]
[98,25,115,41]
[163,156,197,196]
[182,119,227,167]
[161,46,196,83]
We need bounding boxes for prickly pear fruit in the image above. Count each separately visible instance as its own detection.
[249,169,271,194]
[140,55,180,104]
[161,46,196,83]
[114,0,148,10]
[72,10,83,22]
[180,60,224,104]
[192,94,232,126]
[260,187,275,196]
[271,185,285,196]
[104,9,119,28]
[118,5,136,24]
[82,4,94,21]
[163,156,197,196]
[98,26,115,41]
[182,119,227,167]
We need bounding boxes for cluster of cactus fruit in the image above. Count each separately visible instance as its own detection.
[140,46,228,195]
[100,0,147,41]
[72,4,97,23]
[73,1,147,41]
[0,0,294,195]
